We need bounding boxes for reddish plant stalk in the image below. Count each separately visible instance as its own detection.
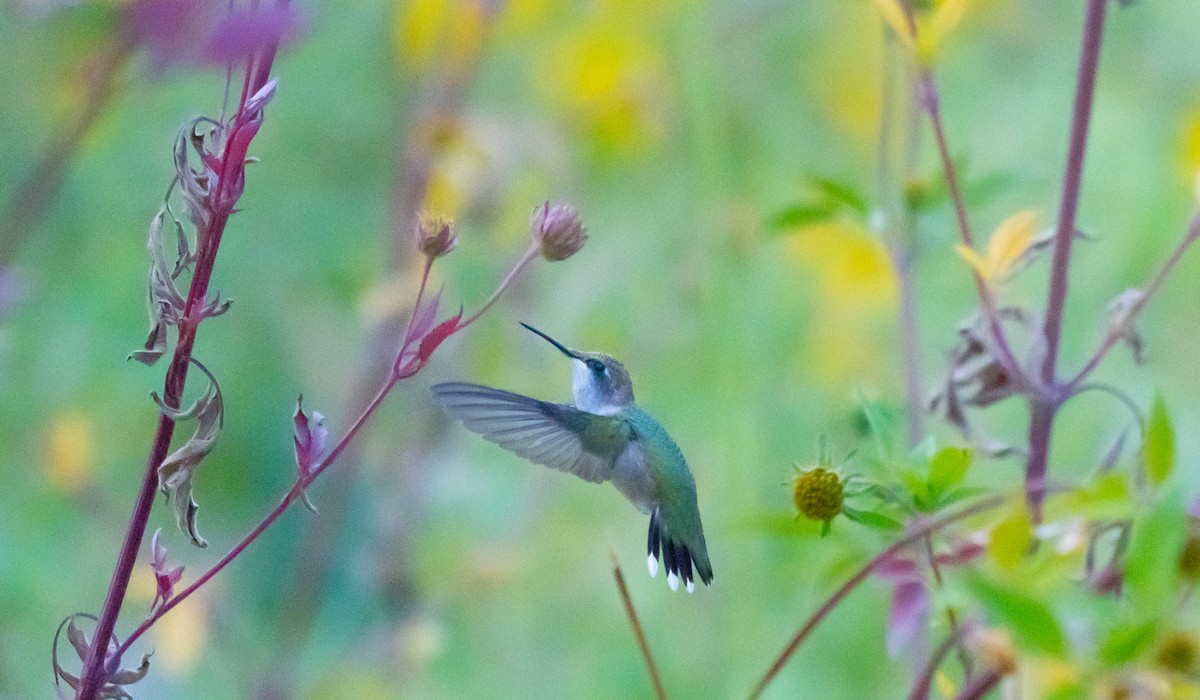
[76,64,272,698]
[1025,0,1108,521]
[747,495,1006,700]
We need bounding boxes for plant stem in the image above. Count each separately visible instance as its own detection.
[458,243,539,330]
[747,495,1006,700]
[114,373,400,660]
[877,25,926,446]
[952,669,1003,700]
[611,554,667,700]
[1041,0,1109,384]
[1025,0,1108,522]
[916,72,1025,388]
[77,199,232,698]
[908,624,970,700]
[1067,213,1200,388]
[0,35,132,268]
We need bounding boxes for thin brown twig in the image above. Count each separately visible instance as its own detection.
[611,553,667,700]
[1067,212,1200,389]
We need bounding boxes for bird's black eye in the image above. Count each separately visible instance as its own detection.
[588,359,605,374]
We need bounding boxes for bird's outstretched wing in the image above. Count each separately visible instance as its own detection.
[431,382,630,484]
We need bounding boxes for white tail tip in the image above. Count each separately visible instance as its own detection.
[647,554,658,578]
[686,579,695,594]
[667,573,679,591]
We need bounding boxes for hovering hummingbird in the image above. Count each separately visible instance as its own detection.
[431,323,713,592]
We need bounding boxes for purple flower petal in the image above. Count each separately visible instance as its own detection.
[887,579,929,657]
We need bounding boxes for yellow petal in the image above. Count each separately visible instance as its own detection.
[930,0,968,47]
[985,209,1038,281]
[871,0,915,50]
[954,243,991,281]
[45,412,94,492]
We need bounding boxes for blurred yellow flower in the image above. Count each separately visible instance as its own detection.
[872,0,967,65]
[152,592,208,676]
[955,209,1038,285]
[541,13,670,151]
[1181,111,1200,203]
[394,0,487,76]
[787,221,897,383]
[44,412,94,492]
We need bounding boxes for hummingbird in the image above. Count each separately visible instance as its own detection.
[431,323,713,592]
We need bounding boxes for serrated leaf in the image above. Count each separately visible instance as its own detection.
[971,577,1067,657]
[989,508,1032,569]
[1098,620,1158,666]
[1125,492,1187,612]
[929,447,971,497]
[1143,393,1175,485]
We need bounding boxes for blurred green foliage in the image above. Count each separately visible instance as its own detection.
[3,0,1200,698]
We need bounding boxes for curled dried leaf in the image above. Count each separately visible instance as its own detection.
[1106,288,1146,365]
[153,359,224,547]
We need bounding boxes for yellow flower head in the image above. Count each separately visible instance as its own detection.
[955,209,1039,286]
[872,0,967,66]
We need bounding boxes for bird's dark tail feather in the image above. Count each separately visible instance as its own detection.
[647,507,713,592]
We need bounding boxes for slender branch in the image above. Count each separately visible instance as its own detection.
[747,495,1007,700]
[908,624,971,700]
[917,74,1026,387]
[1067,213,1200,388]
[0,35,132,268]
[1025,0,1109,523]
[1041,0,1109,384]
[611,554,667,700]
[457,243,539,330]
[952,669,1003,700]
[877,25,925,446]
[114,372,400,660]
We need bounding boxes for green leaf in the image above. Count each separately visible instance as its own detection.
[841,506,903,531]
[928,447,971,498]
[1098,620,1158,666]
[1125,492,1188,612]
[856,397,897,465]
[768,203,837,232]
[988,508,1032,569]
[1143,393,1175,485]
[898,467,933,512]
[810,176,868,214]
[971,577,1067,657]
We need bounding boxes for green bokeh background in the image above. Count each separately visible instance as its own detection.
[2,1,1200,698]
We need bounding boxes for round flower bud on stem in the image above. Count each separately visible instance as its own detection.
[417,214,457,259]
[792,467,844,523]
[1156,632,1198,675]
[531,201,586,261]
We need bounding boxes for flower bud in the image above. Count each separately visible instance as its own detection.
[1156,632,1198,675]
[417,214,457,259]
[531,201,586,261]
[792,467,844,522]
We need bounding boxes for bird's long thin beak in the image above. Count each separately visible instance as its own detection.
[520,322,582,360]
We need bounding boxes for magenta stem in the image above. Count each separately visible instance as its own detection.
[747,495,1006,700]
[1025,0,1108,522]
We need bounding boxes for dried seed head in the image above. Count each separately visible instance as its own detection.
[792,467,843,522]
[969,627,1019,676]
[1179,520,1200,581]
[531,201,586,261]
[1156,632,1198,675]
[416,214,457,259]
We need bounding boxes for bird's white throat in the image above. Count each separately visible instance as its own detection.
[571,359,621,415]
